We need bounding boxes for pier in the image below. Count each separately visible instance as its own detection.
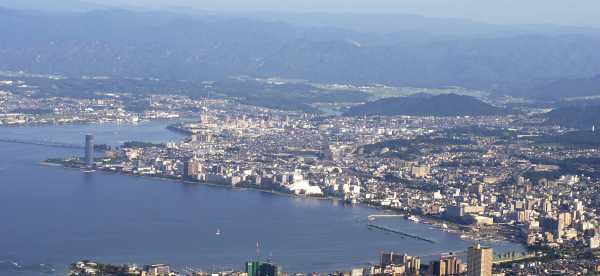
[368,223,436,243]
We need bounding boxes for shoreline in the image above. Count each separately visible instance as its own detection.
[39,160,342,202]
[0,117,189,129]
[40,159,526,248]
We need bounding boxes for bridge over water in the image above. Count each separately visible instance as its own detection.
[0,138,83,149]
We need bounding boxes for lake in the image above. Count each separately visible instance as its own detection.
[0,121,523,275]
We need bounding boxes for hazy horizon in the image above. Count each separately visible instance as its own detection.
[79,0,600,28]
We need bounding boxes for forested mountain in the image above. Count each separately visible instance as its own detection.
[545,105,600,129]
[344,94,508,116]
[2,7,600,97]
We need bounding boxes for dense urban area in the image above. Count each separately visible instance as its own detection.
[4,0,600,274]
[2,71,599,275]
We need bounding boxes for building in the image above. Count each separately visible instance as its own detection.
[246,261,282,276]
[557,211,572,237]
[84,134,94,167]
[589,233,600,249]
[351,268,365,276]
[381,252,405,267]
[467,244,493,276]
[246,261,260,276]
[320,134,333,161]
[183,156,201,179]
[144,264,170,276]
[257,262,283,276]
[380,252,420,275]
[430,255,465,276]
[411,165,430,178]
[286,179,323,195]
[444,204,485,224]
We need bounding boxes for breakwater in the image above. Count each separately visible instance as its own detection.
[368,223,436,243]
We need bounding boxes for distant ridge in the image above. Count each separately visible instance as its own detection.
[526,74,600,99]
[2,8,600,93]
[0,0,104,12]
[344,94,507,117]
[544,104,600,129]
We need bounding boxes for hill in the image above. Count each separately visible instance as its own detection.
[544,105,600,129]
[344,94,507,117]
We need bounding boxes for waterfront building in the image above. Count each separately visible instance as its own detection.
[380,252,420,275]
[246,261,260,276]
[84,134,94,167]
[144,264,170,276]
[351,268,365,276]
[467,244,492,276]
[257,262,283,276]
[246,261,283,276]
[430,254,465,276]
[183,156,201,179]
[380,252,405,267]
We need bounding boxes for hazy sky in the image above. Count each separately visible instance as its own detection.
[85,0,600,28]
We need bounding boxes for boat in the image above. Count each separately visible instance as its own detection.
[408,215,420,223]
[83,170,96,173]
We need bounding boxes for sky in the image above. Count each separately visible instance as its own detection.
[85,0,600,28]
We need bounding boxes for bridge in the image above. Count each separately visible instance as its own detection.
[0,138,83,149]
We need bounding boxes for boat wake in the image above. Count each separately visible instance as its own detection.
[0,259,56,274]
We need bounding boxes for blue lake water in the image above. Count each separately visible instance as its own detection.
[0,121,523,275]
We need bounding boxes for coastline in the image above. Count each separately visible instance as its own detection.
[40,159,526,249]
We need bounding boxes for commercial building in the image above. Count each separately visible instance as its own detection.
[183,156,201,179]
[379,252,420,275]
[430,255,465,276]
[246,261,283,276]
[467,244,492,276]
[84,134,94,167]
[144,264,170,276]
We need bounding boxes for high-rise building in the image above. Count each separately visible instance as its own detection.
[183,157,201,179]
[144,264,170,276]
[380,252,420,275]
[430,255,465,276]
[381,252,405,267]
[246,261,282,276]
[557,211,572,237]
[257,262,283,276]
[320,134,333,161]
[246,261,260,276]
[84,134,94,167]
[467,244,493,276]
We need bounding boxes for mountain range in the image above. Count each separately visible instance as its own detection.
[1,7,600,99]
